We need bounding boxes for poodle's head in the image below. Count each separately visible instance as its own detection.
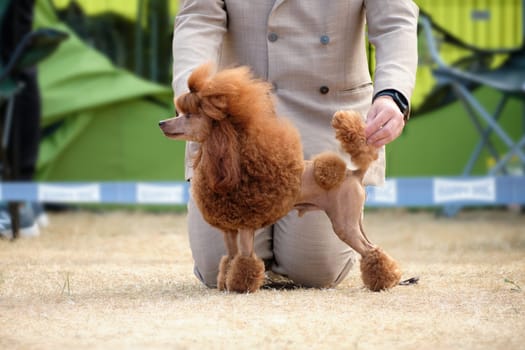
[158,64,218,142]
[159,63,272,142]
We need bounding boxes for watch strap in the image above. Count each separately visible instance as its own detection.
[373,89,410,121]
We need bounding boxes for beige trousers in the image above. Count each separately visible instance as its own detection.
[187,192,357,288]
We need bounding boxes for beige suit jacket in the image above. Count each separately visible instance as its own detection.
[172,0,419,185]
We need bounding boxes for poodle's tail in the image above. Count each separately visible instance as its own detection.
[331,110,378,179]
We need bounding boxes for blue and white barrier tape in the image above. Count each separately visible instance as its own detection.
[0,182,190,205]
[367,176,525,207]
[0,176,524,206]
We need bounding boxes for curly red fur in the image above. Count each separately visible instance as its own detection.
[176,92,201,117]
[332,110,378,175]
[312,152,347,190]
[226,255,265,293]
[360,247,402,291]
[199,120,241,194]
[187,62,213,93]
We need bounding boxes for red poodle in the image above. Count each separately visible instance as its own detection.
[160,63,401,293]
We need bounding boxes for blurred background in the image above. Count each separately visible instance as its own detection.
[1,0,524,211]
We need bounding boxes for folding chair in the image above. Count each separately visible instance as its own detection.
[418,1,525,216]
[0,0,68,239]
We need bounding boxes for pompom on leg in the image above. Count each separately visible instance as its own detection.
[226,255,265,293]
[360,247,402,291]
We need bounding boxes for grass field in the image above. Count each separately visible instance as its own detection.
[1,208,524,349]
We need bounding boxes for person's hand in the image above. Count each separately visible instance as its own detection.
[365,96,405,147]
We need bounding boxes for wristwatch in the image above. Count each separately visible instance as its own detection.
[373,89,410,121]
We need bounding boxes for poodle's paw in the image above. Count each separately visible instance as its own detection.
[226,255,265,293]
[217,255,233,291]
[360,247,402,291]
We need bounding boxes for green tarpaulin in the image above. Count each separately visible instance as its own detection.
[34,0,185,181]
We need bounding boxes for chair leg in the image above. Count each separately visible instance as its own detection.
[2,96,21,239]
[489,137,525,175]
[441,85,524,217]
[8,201,20,240]
[461,94,508,175]
[454,83,525,162]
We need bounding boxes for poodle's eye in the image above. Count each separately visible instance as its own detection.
[185,113,191,119]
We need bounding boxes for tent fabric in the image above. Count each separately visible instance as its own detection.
[33,0,185,181]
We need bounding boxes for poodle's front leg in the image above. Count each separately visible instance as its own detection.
[226,228,265,293]
[218,230,238,291]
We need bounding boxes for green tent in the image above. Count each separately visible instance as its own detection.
[34,0,185,182]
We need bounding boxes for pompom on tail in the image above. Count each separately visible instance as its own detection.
[332,110,378,173]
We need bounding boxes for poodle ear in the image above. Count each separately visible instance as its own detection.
[201,120,241,193]
[188,63,214,93]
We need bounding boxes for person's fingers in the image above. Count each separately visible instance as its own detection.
[365,97,405,147]
[367,117,404,147]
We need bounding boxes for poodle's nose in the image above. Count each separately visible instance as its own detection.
[158,120,165,127]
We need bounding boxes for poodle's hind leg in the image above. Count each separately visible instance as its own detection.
[226,229,265,293]
[218,230,238,291]
[324,176,401,291]
[331,219,401,291]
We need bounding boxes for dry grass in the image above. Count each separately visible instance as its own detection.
[1,208,524,350]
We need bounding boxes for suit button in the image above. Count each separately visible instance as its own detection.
[268,32,278,42]
[319,86,329,94]
[320,35,330,45]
